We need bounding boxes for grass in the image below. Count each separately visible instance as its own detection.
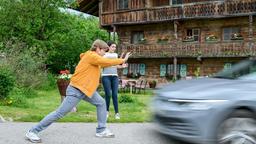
[0,89,155,122]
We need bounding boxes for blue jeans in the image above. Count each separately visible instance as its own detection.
[30,85,107,133]
[102,76,119,113]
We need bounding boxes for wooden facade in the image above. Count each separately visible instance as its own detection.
[78,0,256,82]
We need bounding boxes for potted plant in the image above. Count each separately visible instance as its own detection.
[57,70,72,98]
[205,34,218,42]
[231,33,244,40]
[148,79,157,88]
[157,35,169,44]
[165,73,174,81]
[182,36,194,42]
[194,67,201,78]
[56,70,77,112]
[127,72,134,78]
[138,38,147,44]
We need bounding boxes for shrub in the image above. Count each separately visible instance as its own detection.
[4,87,30,108]
[0,68,15,99]
[10,94,30,108]
[2,40,48,89]
[20,88,38,99]
[97,84,105,98]
[119,94,135,103]
[38,73,57,90]
[99,90,105,98]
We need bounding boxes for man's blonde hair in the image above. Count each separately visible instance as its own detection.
[90,39,109,51]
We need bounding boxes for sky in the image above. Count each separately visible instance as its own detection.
[60,8,95,18]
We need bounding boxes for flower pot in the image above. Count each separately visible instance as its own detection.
[149,82,156,88]
[57,79,70,97]
[56,79,77,112]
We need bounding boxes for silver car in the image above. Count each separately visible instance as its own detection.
[152,59,256,144]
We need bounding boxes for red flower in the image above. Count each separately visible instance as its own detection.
[60,70,70,74]
[58,70,72,80]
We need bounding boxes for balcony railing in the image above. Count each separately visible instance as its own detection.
[118,42,256,58]
[101,0,256,25]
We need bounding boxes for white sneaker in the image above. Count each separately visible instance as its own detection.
[96,129,115,138]
[115,113,120,120]
[106,111,109,118]
[25,130,41,143]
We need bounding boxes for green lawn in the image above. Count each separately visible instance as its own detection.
[0,89,154,122]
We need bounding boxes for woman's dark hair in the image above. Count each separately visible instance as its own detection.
[107,41,116,47]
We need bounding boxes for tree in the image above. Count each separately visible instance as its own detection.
[0,0,109,73]
[0,0,109,89]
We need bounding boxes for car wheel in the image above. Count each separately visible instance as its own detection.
[217,110,256,144]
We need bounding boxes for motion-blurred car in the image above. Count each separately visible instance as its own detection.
[152,59,256,144]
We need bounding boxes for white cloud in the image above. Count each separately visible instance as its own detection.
[59,8,95,18]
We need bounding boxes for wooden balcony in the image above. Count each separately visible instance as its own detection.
[118,42,256,58]
[101,0,256,26]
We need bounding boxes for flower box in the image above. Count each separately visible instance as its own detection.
[231,33,244,40]
[205,35,218,42]
[183,36,194,42]
[157,38,168,44]
[231,37,244,40]
[182,39,195,42]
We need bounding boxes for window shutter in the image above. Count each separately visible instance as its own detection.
[123,67,128,75]
[180,64,187,77]
[160,64,166,77]
[139,64,146,75]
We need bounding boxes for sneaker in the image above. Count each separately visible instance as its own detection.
[95,129,115,138]
[115,113,120,120]
[106,111,109,118]
[25,130,41,143]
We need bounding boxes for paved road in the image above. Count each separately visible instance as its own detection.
[0,122,186,144]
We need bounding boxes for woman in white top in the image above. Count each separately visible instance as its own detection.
[101,41,127,119]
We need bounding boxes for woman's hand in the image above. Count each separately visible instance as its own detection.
[121,63,128,68]
[123,52,132,62]
[119,52,125,58]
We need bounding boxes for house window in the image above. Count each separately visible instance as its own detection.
[160,64,187,78]
[172,0,182,5]
[123,63,146,77]
[118,0,128,10]
[223,63,233,70]
[131,31,144,44]
[223,27,240,41]
[185,28,200,42]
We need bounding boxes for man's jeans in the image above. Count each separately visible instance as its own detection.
[102,76,119,113]
[30,85,107,133]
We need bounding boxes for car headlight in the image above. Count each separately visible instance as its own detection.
[184,102,213,110]
[168,99,228,111]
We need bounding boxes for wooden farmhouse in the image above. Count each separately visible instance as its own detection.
[78,0,256,82]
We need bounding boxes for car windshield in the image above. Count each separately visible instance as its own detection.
[213,59,256,80]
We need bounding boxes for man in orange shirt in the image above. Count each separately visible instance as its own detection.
[25,39,131,143]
